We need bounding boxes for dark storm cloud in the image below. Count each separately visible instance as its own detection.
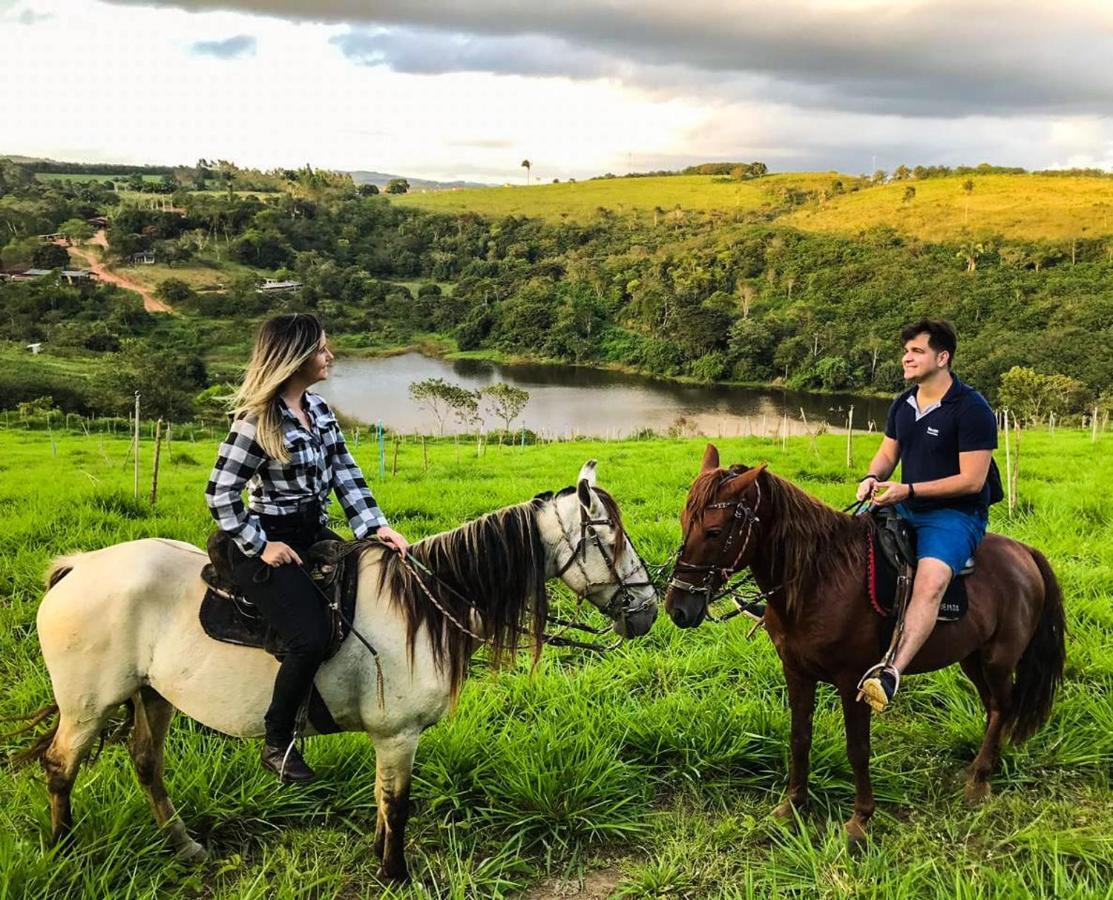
[102,1,1113,117]
[189,33,257,59]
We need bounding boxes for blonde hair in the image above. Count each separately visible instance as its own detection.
[231,313,323,463]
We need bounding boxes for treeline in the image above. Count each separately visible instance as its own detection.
[3,157,1111,421]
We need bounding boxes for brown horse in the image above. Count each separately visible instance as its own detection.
[665,445,1065,849]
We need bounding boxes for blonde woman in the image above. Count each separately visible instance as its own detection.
[205,313,408,783]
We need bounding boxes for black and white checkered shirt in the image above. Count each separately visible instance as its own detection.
[205,392,387,556]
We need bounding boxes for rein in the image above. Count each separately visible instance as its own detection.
[390,491,656,654]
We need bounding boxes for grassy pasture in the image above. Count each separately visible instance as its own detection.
[780,174,1113,242]
[35,173,166,184]
[394,173,863,223]
[0,427,1109,898]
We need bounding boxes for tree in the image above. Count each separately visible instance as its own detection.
[31,243,69,269]
[481,383,529,434]
[902,186,916,204]
[956,240,985,273]
[520,159,531,185]
[357,183,380,196]
[385,179,409,195]
[962,178,975,223]
[408,377,456,435]
[892,165,912,181]
[156,278,193,305]
[448,386,482,434]
[999,366,1089,424]
[58,218,95,245]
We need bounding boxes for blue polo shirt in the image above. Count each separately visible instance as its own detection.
[884,375,998,515]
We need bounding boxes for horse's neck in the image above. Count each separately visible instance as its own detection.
[751,484,860,617]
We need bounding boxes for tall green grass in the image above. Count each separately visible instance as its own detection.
[0,427,1109,898]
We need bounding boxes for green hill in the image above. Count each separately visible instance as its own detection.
[395,172,864,223]
[398,170,1113,241]
[787,174,1113,241]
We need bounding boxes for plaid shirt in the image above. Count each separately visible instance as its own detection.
[205,392,387,556]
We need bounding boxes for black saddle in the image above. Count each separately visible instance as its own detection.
[199,530,369,663]
[868,507,972,622]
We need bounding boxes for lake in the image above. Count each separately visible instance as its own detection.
[320,353,891,438]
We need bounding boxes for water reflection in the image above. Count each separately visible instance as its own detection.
[320,353,891,437]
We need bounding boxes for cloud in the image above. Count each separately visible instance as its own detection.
[190,33,256,58]
[103,1,1113,117]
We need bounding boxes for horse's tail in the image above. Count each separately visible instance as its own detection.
[4,704,60,769]
[44,553,83,590]
[1007,546,1066,744]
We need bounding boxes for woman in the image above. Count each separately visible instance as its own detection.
[205,313,408,783]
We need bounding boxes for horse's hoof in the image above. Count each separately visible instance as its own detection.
[844,820,868,855]
[964,780,992,807]
[175,840,208,865]
[377,867,409,885]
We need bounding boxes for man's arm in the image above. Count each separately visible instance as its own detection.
[874,449,992,506]
[857,436,900,500]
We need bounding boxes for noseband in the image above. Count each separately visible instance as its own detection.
[552,497,657,621]
[668,472,763,605]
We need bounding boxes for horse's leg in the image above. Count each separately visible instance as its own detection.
[773,669,816,819]
[128,687,206,863]
[42,709,111,846]
[371,732,419,883]
[838,678,875,852]
[960,653,1011,806]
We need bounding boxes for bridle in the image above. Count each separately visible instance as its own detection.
[667,471,763,610]
[551,492,657,623]
[394,488,657,653]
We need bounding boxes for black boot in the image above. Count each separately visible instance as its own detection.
[261,741,316,784]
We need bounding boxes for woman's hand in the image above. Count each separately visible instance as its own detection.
[376,526,410,558]
[260,541,303,568]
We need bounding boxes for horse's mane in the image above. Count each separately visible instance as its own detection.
[379,497,548,700]
[689,466,870,615]
[380,486,628,699]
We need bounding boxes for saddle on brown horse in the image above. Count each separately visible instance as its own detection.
[867,506,972,623]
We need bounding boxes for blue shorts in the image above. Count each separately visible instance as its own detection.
[895,503,988,576]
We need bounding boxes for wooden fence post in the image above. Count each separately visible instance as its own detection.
[149,418,163,504]
[1003,409,1014,516]
[133,392,141,500]
[392,435,400,476]
[846,405,854,468]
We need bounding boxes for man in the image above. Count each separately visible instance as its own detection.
[857,319,1001,711]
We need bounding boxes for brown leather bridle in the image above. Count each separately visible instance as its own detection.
[667,472,763,607]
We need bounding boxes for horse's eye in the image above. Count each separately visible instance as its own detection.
[706,528,722,538]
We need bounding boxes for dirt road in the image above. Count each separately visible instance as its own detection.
[63,231,172,313]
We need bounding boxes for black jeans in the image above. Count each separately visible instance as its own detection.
[229,510,334,746]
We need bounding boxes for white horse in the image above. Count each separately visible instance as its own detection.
[15,461,657,882]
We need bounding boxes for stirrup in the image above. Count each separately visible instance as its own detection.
[855,663,900,709]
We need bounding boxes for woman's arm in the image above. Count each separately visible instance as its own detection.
[325,421,389,539]
[205,417,269,556]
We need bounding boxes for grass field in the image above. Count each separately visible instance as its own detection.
[0,427,1110,898]
[394,173,864,223]
[786,174,1113,242]
[35,173,166,184]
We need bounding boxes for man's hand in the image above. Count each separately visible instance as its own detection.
[856,476,879,502]
[872,481,911,507]
[260,541,303,568]
[376,525,410,558]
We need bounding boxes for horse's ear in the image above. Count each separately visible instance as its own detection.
[577,460,597,510]
[701,444,720,473]
[727,463,767,494]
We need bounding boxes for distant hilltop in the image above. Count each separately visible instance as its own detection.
[347,171,491,192]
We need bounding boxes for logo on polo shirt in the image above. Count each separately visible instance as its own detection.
[926,426,940,436]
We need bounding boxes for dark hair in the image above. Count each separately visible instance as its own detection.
[900,319,956,366]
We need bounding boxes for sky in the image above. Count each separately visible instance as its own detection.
[2,0,1111,183]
